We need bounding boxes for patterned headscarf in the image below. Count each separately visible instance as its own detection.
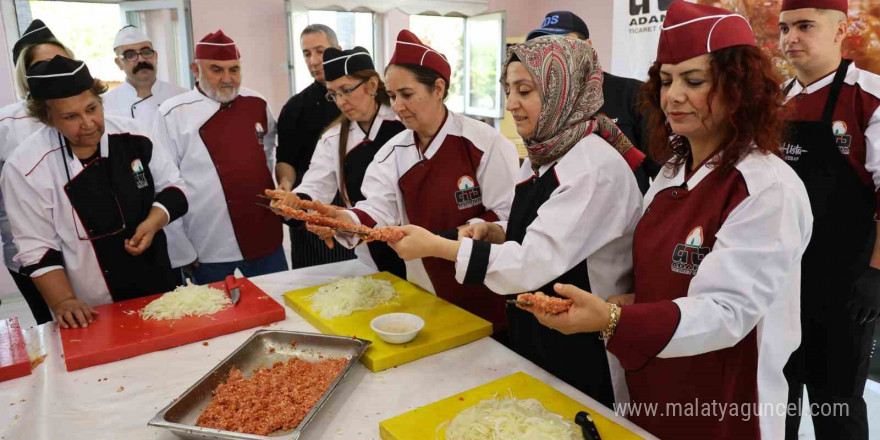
[501,36,644,170]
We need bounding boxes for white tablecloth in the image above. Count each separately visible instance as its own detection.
[0,260,657,439]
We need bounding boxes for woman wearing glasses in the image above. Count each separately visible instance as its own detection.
[286,47,406,277]
[1,56,189,329]
[102,25,187,128]
[293,31,519,332]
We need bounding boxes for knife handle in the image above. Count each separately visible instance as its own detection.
[225,275,239,290]
[575,411,602,440]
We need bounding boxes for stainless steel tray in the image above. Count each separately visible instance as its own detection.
[148,329,371,439]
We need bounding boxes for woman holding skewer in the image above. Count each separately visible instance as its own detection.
[276,46,406,278]
[384,35,645,407]
[276,30,520,334]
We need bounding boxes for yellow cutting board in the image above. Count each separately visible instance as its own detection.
[284,272,493,372]
[380,371,645,440]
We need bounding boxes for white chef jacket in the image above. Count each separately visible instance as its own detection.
[103,79,187,130]
[152,87,277,263]
[605,148,814,439]
[336,110,519,293]
[295,104,399,270]
[0,101,42,271]
[453,133,643,298]
[0,115,188,306]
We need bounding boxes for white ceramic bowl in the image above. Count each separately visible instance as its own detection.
[369,313,425,344]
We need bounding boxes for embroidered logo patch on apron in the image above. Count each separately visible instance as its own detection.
[832,120,851,155]
[671,226,710,276]
[455,175,482,210]
[131,159,148,189]
[781,141,809,162]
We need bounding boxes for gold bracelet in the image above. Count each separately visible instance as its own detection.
[600,303,621,341]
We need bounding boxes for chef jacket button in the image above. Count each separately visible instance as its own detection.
[227,200,232,204]
[103,270,110,275]
[88,229,96,235]
[671,190,679,197]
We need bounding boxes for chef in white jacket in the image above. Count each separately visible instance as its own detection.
[302,30,519,332]
[2,56,190,329]
[0,20,73,324]
[102,25,196,278]
[102,25,187,127]
[152,30,285,283]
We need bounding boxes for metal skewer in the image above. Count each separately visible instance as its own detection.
[254,202,371,237]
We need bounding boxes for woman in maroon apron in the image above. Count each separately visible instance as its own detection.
[386,36,645,407]
[514,3,814,439]
[293,30,520,333]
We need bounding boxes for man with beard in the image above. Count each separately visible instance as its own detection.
[151,30,286,283]
[103,25,187,128]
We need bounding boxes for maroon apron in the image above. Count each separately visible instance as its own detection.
[398,134,507,332]
[199,96,281,260]
[626,162,759,439]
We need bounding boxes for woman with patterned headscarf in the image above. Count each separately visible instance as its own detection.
[389,35,645,407]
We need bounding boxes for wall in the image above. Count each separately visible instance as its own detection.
[0,3,17,107]
[488,0,615,75]
[190,0,289,115]
[381,8,409,66]
[143,8,177,86]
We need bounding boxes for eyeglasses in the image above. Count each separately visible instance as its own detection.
[119,47,155,62]
[325,79,368,102]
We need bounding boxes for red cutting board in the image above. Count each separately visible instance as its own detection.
[59,278,285,371]
[0,317,30,382]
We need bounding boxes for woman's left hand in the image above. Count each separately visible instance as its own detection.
[388,225,442,261]
[125,219,159,256]
[519,283,613,335]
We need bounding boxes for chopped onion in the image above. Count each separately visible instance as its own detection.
[444,395,583,440]
[140,281,231,320]
[308,276,397,319]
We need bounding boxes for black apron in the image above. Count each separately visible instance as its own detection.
[504,166,615,409]
[62,134,178,302]
[782,60,876,439]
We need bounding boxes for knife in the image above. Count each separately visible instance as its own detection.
[224,269,244,305]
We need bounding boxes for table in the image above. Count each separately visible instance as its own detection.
[0,260,657,440]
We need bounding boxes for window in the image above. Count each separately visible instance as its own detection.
[17,1,124,83]
[11,0,193,89]
[288,9,376,94]
[409,15,465,113]
[120,0,193,89]
[410,12,505,118]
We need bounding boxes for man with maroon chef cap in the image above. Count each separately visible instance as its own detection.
[778,0,880,438]
[151,30,286,283]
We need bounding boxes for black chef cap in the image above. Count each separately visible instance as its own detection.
[26,56,94,100]
[12,20,59,66]
[323,46,374,82]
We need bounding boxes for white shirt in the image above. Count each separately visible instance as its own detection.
[0,101,42,270]
[454,134,643,298]
[295,104,399,271]
[336,110,519,293]
[103,79,188,130]
[152,87,277,263]
[1,116,188,306]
